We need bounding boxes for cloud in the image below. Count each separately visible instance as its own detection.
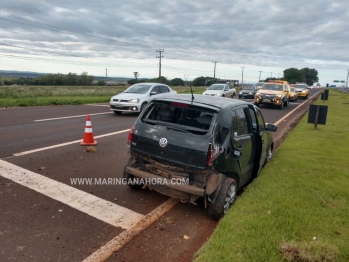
[0,0,348,82]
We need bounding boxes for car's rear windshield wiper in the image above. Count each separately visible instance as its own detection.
[166,126,190,133]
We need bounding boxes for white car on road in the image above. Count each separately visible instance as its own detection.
[109,83,177,114]
[203,84,236,98]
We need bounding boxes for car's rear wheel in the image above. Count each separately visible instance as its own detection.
[114,111,122,115]
[207,177,237,221]
[123,157,144,190]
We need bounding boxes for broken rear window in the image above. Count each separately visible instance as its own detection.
[141,101,217,134]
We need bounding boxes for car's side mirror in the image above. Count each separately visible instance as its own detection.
[266,123,277,132]
[150,91,157,95]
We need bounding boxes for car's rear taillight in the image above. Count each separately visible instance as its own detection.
[127,125,135,146]
[206,144,220,167]
[206,144,214,166]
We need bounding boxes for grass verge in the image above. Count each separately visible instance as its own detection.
[0,85,208,107]
[194,89,349,262]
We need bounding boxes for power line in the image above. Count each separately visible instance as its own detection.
[0,42,157,66]
[0,12,152,49]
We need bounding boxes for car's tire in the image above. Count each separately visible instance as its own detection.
[207,177,237,221]
[140,102,148,112]
[123,157,144,190]
[222,94,225,97]
[239,95,241,99]
[279,101,283,109]
[114,111,122,115]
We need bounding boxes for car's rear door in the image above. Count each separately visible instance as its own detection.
[230,107,256,184]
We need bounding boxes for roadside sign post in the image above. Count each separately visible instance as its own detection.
[321,89,329,102]
[308,105,328,130]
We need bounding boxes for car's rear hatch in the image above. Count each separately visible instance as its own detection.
[129,101,217,169]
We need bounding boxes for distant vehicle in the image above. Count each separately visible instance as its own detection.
[239,85,257,99]
[109,83,177,114]
[254,80,290,109]
[203,84,236,98]
[124,94,277,220]
[289,87,298,102]
[295,84,309,99]
[256,82,265,90]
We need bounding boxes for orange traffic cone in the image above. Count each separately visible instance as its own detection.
[81,115,97,146]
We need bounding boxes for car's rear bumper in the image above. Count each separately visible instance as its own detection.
[126,166,205,197]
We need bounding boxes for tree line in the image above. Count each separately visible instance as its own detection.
[0,67,319,87]
[127,76,185,86]
[2,72,94,86]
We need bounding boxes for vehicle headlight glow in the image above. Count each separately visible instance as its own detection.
[302,90,306,93]
[276,94,282,98]
[110,98,113,102]
[216,93,221,96]
[128,98,139,103]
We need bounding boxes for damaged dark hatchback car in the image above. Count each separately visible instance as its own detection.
[124,94,277,220]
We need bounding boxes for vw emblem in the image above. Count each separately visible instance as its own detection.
[159,138,168,147]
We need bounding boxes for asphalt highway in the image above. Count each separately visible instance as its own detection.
[0,89,321,261]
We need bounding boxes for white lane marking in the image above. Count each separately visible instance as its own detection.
[83,198,179,262]
[34,112,112,122]
[0,160,143,229]
[85,104,110,107]
[274,90,323,126]
[12,129,130,156]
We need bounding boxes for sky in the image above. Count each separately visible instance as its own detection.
[0,0,348,85]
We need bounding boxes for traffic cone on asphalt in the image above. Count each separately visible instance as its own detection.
[81,115,97,146]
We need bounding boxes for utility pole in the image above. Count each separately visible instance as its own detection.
[346,69,349,88]
[241,66,245,86]
[105,68,108,92]
[156,49,164,83]
[213,61,218,83]
[278,73,280,79]
[258,71,263,82]
[270,72,273,78]
[184,75,189,86]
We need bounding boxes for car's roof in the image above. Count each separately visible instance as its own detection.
[151,94,249,110]
[133,82,168,86]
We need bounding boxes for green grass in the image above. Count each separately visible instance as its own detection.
[194,89,349,262]
[0,85,209,107]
